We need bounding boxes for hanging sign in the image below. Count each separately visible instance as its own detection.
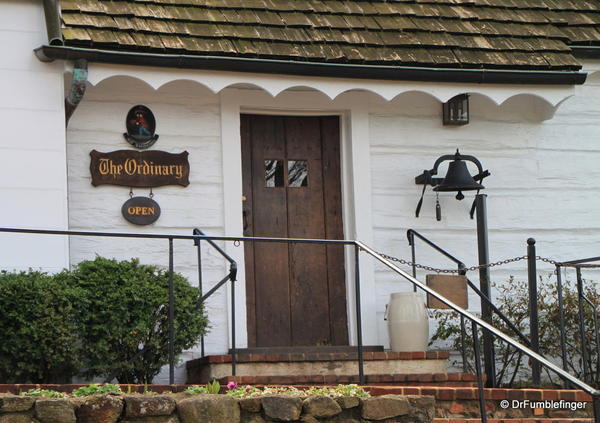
[122,196,161,225]
[123,105,159,149]
[90,150,190,187]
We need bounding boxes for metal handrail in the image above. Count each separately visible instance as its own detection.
[407,230,532,357]
[0,227,358,383]
[0,227,356,244]
[357,240,600,417]
[407,229,465,269]
[192,228,238,373]
[465,277,531,347]
[193,228,237,265]
[554,257,600,387]
[1,227,598,421]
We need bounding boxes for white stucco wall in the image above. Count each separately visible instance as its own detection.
[66,77,230,383]
[64,60,600,381]
[369,66,600,348]
[0,1,68,272]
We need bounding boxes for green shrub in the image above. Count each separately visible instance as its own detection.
[62,257,207,384]
[0,270,81,383]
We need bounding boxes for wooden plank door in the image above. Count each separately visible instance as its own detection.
[241,114,348,347]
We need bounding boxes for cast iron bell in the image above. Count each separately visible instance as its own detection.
[433,151,483,200]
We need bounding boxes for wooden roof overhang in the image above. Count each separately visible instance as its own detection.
[38,0,600,111]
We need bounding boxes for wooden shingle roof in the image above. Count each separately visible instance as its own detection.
[58,0,600,71]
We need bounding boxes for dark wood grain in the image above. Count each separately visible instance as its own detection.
[285,116,330,346]
[321,116,349,345]
[251,115,292,347]
[241,114,348,347]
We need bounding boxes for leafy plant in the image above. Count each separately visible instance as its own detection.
[226,384,370,399]
[0,270,81,383]
[205,380,222,394]
[431,276,600,387]
[60,257,208,384]
[185,385,209,394]
[72,384,123,397]
[321,384,370,398]
[186,380,221,395]
[21,389,67,398]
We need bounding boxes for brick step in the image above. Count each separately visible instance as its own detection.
[218,373,479,387]
[187,351,450,384]
[434,419,593,423]
[196,350,449,364]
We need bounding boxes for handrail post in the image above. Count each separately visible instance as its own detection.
[527,238,540,385]
[231,265,237,377]
[576,267,590,382]
[168,237,175,385]
[475,193,496,387]
[458,263,468,373]
[354,244,365,385]
[555,265,569,377]
[593,396,600,423]
[471,321,489,423]
[408,231,417,292]
[194,231,205,358]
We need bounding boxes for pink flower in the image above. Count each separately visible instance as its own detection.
[227,381,238,391]
[245,385,252,392]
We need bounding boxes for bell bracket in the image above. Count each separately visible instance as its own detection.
[414,150,490,187]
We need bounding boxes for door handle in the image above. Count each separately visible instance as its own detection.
[243,209,249,231]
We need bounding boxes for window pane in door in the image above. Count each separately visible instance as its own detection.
[288,160,308,187]
[265,160,284,187]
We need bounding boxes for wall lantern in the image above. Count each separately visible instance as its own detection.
[414,150,496,388]
[443,94,469,126]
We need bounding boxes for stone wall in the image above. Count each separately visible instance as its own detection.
[0,394,434,423]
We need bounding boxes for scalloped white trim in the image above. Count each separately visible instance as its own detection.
[78,63,575,112]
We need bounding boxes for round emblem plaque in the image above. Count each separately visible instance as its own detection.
[123,105,159,149]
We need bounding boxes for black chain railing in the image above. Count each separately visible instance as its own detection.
[378,251,594,274]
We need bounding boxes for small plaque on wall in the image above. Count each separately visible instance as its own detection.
[90,150,190,188]
[426,274,468,310]
[122,196,161,225]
